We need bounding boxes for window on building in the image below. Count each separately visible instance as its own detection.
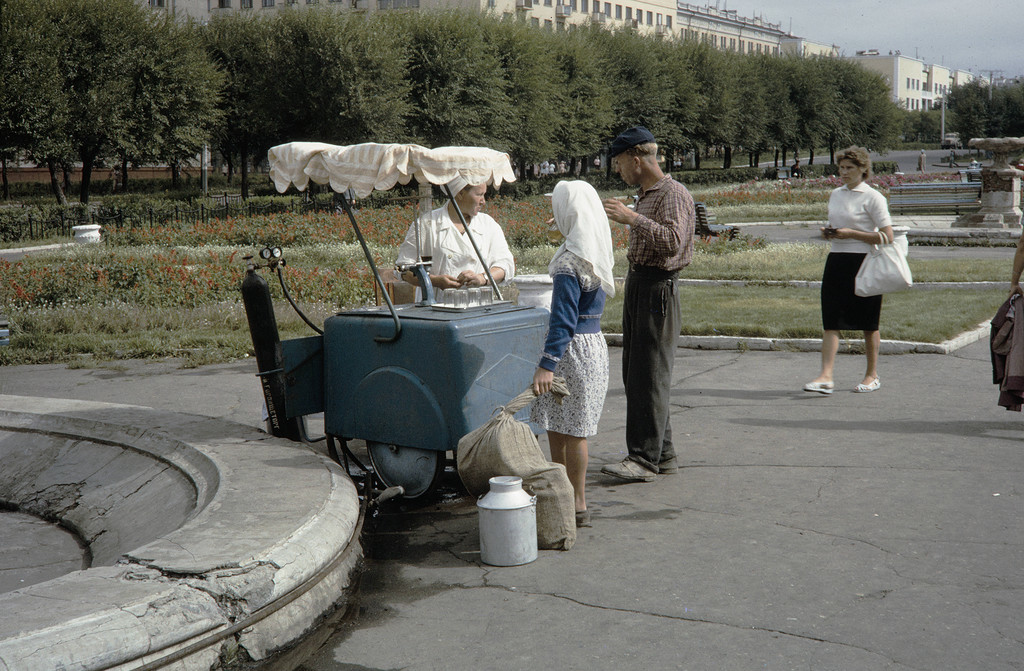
[544,0,552,6]
[218,0,230,7]
[262,0,274,6]
[240,0,252,6]
[666,15,671,28]
[581,0,587,11]
[570,0,577,9]
[625,6,631,20]
[544,18,553,29]
[615,5,621,19]
[531,16,540,27]
[655,13,661,24]
[149,0,166,7]
[646,10,652,24]
[605,3,611,16]
[487,0,495,7]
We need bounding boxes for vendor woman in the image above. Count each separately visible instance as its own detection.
[396,177,515,295]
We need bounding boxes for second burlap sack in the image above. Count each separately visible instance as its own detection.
[457,381,576,550]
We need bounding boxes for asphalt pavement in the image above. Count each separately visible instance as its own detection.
[2,204,1021,669]
[2,330,1021,670]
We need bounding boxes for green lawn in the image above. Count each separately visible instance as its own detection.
[601,285,1002,343]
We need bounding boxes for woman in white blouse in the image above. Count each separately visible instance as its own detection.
[396,177,514,296]
[804,146,894,395]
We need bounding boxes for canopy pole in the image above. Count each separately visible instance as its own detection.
[338,193,401,343]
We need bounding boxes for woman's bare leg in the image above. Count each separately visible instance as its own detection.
[547,430,588,512]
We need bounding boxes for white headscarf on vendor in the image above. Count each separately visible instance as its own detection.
[550,180,616,297]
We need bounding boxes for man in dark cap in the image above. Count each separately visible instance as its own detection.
[600,126,695,483]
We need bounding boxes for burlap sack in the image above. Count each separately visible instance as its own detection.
[457,381,576,550]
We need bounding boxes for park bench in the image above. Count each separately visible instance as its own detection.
[959,169,982,183]
[695,202,737,239]
[211,193,243,206]
[0,315,9,347]
[888,182,981,214]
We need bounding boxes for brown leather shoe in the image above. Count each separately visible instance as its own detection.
[601,459,657,482]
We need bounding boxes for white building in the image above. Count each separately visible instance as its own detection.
[848,50,976,111]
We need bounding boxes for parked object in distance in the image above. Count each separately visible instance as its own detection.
[941,133,962,150]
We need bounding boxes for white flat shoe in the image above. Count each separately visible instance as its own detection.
[803,381,834,395]
[854,378,881,393]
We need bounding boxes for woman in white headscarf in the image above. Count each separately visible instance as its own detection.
[531,180,615,528]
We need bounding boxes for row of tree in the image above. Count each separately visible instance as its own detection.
[3,0,920,203]
[901,80,1024,146]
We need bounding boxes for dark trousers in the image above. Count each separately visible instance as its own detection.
[622,268,680,472]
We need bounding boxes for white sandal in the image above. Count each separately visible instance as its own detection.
[803,381,834,395]
[854,378,881,393]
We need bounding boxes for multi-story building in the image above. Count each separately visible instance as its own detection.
[848,50,976,111]
[143,0,980,107]
[143,0,680,37]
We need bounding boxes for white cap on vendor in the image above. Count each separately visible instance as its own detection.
[445,175,470,197]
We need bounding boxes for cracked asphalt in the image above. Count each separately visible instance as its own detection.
[2,333,1021,670]
[298,338,1023,671]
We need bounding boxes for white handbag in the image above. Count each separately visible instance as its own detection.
[854,230,913,297]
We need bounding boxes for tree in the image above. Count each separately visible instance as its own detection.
[271,9,411,145]
[678,41,738,169]
[204,12,281,199]
[730,54,774,167]
[42,0,159,203]
[481,17,560,175]
[946,81,988,148]
[597,29,682,156]
[393,11,512,149]
[549,26,615,174]
[0,0,72,203]
[120,15,223,191]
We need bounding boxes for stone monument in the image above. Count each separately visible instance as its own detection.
[953,136,1024,228]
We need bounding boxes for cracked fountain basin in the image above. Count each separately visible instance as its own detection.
[0,395,361,671]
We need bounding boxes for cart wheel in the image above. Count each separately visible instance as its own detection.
[366,441,445,499]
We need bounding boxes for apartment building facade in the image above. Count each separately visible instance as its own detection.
[144,0,679,37]
[849,51,976,111]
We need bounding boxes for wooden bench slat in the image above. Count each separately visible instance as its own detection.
[888,183,981,213]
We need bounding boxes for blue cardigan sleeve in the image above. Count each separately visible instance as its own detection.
[539,273,581,372]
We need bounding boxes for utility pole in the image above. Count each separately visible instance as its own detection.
[980,70,1003,100]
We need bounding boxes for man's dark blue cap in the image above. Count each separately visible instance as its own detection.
[608,126,656,159]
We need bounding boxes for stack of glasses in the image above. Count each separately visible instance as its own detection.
[434,287,494,309]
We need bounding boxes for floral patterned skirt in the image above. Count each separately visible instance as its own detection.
[530,332,608,437]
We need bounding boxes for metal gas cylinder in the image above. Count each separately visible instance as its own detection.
[477,476,538,566]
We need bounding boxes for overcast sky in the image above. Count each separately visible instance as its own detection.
[712,0,1022,79]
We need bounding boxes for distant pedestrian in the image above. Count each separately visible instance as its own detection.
[599,126,695,483]
[804,146,894,396]
[790,158,803,179]
[917,149,926,172]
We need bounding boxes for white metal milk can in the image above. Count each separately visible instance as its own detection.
[477,476,537,566]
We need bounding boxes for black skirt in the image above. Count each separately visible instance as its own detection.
[821,252,882,331]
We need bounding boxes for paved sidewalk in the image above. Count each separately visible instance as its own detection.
[2,337,1021,670]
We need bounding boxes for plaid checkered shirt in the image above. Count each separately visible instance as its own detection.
[627,175,695,271]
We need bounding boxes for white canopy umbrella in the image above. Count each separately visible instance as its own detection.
[267,142,516,197]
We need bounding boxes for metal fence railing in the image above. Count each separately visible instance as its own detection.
[0,193,342,244]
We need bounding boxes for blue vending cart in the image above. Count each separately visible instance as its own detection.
[245,142,547,499]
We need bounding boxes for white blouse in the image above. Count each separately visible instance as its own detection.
[395,204,515,284]
[827,182,893,254]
